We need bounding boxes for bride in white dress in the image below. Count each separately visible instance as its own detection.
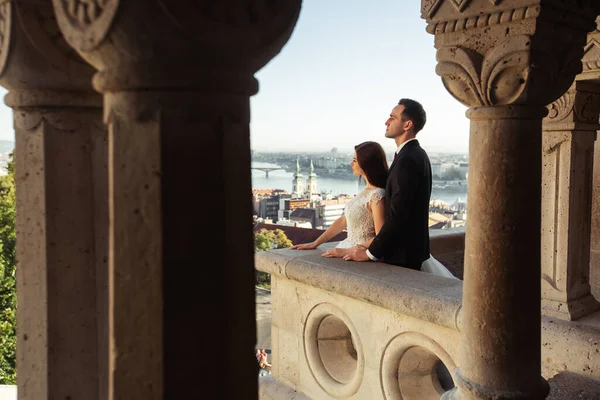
[291,141,456,279]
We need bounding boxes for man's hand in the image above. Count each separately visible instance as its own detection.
[343,246,371,262]
[321,248,348,258]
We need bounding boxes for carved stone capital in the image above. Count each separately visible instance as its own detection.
[52,0,302,93]
[0,1,97,102]
[544,81,600,131]
[422,0,598,107]
[579,16,600,81]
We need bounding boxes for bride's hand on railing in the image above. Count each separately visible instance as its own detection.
[321,248,348,258]
[291,241,318,250]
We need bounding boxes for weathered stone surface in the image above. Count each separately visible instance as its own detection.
[0,3,108,400]
[422,1,599,399]
[257,245,600,399]
[256,248,463,331]
[269,272,460,399]
[259,376,311,400]
[51,1,302,399]
[591,135,600,303]
[547,372,600,400]
[542,311,600,381]
[542,81,600,321]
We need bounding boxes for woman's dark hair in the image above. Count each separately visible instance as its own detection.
[354,141,389,189]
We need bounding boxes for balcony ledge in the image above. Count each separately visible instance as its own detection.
[255,243,463,331]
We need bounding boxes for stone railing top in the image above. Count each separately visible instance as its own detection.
[256,231,464,331]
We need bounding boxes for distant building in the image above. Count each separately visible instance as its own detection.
[317,203,346,229]
[290,208,318,229]
[252,189,284,215]
[458,163,469,179]
[292,157,304,196]
[305,160,318,195]
[431,162,442,178]
[452,199,467,213]
[314,157,338,170]
[314,196,352,228]
[259,192,291,222]
[274,219,312,229]
[440,162,456,176]
[278,198,311,221]
[429,212,452,228]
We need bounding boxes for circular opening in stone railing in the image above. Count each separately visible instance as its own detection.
[318,315,358,383]
[381,332,456,400]
[304,303,364,398]
[397,346,455,399]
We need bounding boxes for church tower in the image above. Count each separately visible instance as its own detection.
[292,157,304,196]
[305,159,318,195]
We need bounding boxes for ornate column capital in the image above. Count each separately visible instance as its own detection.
[544,81,600,132]
[579,16,600,81]
[52,0,302,94]
[0,1,98,102]
[422,0,598,108]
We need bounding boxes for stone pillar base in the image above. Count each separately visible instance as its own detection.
[441,372,550,400]
[542,294,600,321]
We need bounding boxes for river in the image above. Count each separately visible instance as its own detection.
[251,162,467,205]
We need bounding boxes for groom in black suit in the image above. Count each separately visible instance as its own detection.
[344,99,432,269]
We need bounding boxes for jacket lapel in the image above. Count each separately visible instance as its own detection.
[389,139,418,172]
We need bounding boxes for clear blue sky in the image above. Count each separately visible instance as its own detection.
[250,0,470,154]
[0,1,470,154]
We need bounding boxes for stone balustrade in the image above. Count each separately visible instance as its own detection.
[256,228,600,399]
[256,229,464,400]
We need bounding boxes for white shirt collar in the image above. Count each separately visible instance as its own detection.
[395,138,417,155]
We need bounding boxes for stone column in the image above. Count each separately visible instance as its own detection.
[583,18,600,302]
[593,139,600,299]
[541,82,600,321]
[0,2,108,399]
[422,1,598,399]
[52,1,301,399]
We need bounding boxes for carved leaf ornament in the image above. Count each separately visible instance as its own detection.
[54,0,117,52]
[436,35,531,106]
[62,0,105,26]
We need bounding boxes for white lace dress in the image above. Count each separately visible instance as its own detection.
[336,187,457,279]
[336,187,386,249]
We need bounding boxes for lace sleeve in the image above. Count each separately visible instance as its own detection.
[370,188,386,204]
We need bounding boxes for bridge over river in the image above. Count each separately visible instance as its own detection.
[251,167,285,178]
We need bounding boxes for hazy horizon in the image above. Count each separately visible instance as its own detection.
[251,147,468,155]
[0,139,468,156]
[249,1,470,154]
[0,1,471,155]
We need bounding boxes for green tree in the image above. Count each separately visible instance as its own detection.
[0,152,16,384]
[254,228,291,289]
[254,228,292,252]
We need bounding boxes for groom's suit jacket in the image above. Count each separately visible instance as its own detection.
[368,139,432,269]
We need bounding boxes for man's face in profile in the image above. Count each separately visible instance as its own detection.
[385,104,408,139]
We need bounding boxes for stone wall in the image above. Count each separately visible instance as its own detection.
[256,228,600,399]
[256,243,462,399]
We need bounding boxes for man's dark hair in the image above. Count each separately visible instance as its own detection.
[398,98,426,133]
